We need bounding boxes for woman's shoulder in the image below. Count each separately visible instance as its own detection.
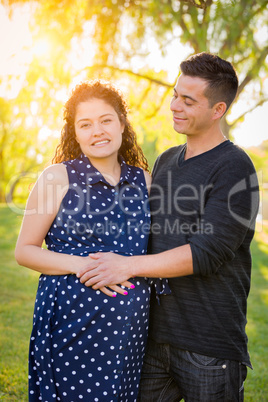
[40,163,68,186]
[124,163,152,190]
[142,169,152,190]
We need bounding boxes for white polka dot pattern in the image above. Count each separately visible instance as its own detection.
[28,154,151,401]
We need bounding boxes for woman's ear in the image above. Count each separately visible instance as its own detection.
[120,116,126,134]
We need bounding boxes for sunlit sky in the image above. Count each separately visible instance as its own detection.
[0,4,267,148]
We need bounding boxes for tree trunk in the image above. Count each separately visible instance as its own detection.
[220,116,230,139]
[5,171,31,204]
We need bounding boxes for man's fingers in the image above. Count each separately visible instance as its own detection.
[79,271,99,284]
[77,262,98,279]
[88,252,102,260]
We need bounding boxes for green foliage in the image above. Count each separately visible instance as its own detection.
[0,89,58,203]
[0,37,74,203]
[0,0,267,204]
[247,140,268,184]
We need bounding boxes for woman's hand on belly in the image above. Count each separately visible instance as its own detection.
[77,252,135,296]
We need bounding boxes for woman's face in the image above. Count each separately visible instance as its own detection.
[74,98,125,164]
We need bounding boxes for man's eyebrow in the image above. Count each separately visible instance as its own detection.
[173,87,197,102]
[183,95,198,103]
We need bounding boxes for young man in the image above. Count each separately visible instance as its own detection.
[77,53,259,401]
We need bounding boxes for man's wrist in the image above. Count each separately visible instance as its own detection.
[69,255,85,275]
[128,255,138,278]
[128,255,146,278]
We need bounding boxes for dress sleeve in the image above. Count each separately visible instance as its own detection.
[189,157,259,276]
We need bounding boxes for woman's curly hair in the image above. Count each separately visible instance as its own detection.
[52,79,149,171]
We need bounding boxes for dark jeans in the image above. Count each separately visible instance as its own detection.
[138,339,247,402]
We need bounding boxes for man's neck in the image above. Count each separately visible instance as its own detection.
[184,131,227,160]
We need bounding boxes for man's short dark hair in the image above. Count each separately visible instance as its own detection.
[180,52,238,112]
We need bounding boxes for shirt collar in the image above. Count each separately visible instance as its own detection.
[75,154,134,186]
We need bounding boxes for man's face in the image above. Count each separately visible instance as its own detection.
[170,74,215,137]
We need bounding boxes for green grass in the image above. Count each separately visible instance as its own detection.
[0,205,39,401]
[245,222,268,401]
[0,204,268,401]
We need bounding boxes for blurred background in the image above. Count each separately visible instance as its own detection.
[0,1,267,400]
[0,0,267,212]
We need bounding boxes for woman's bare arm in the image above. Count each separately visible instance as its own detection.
[15,164,133,296]
[15,164,85,275]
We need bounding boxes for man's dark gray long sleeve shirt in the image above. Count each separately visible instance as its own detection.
[148,140,259,366]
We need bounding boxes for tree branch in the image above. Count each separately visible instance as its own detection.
[176,3,200,52]
[86,65,174,88]
[137,82,152,108]
[237,44,268,97]
[144,87,173,120]
[251,1,268,19]
[230,97,268,128]
[202,0,213,23]
[182,0,209,9]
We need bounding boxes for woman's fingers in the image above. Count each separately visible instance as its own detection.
[97,282,136,297]
[99,287,117,297]
[98,285,127,297]
[107,284,130,296]
[121,280,135,289]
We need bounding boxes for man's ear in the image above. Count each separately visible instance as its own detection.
[212,102,227,120]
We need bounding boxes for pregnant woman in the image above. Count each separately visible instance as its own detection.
[15,79,151,401]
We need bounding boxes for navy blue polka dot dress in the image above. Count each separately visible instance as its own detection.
[28,154,151,402]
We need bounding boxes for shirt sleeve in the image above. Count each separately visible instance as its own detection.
[189,156,259,276]
[151,155,161,179]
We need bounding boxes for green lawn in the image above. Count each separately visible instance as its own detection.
[0,204,267,401]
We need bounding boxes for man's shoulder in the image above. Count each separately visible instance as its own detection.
[158,144,186,162]
[218,141,255,169]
